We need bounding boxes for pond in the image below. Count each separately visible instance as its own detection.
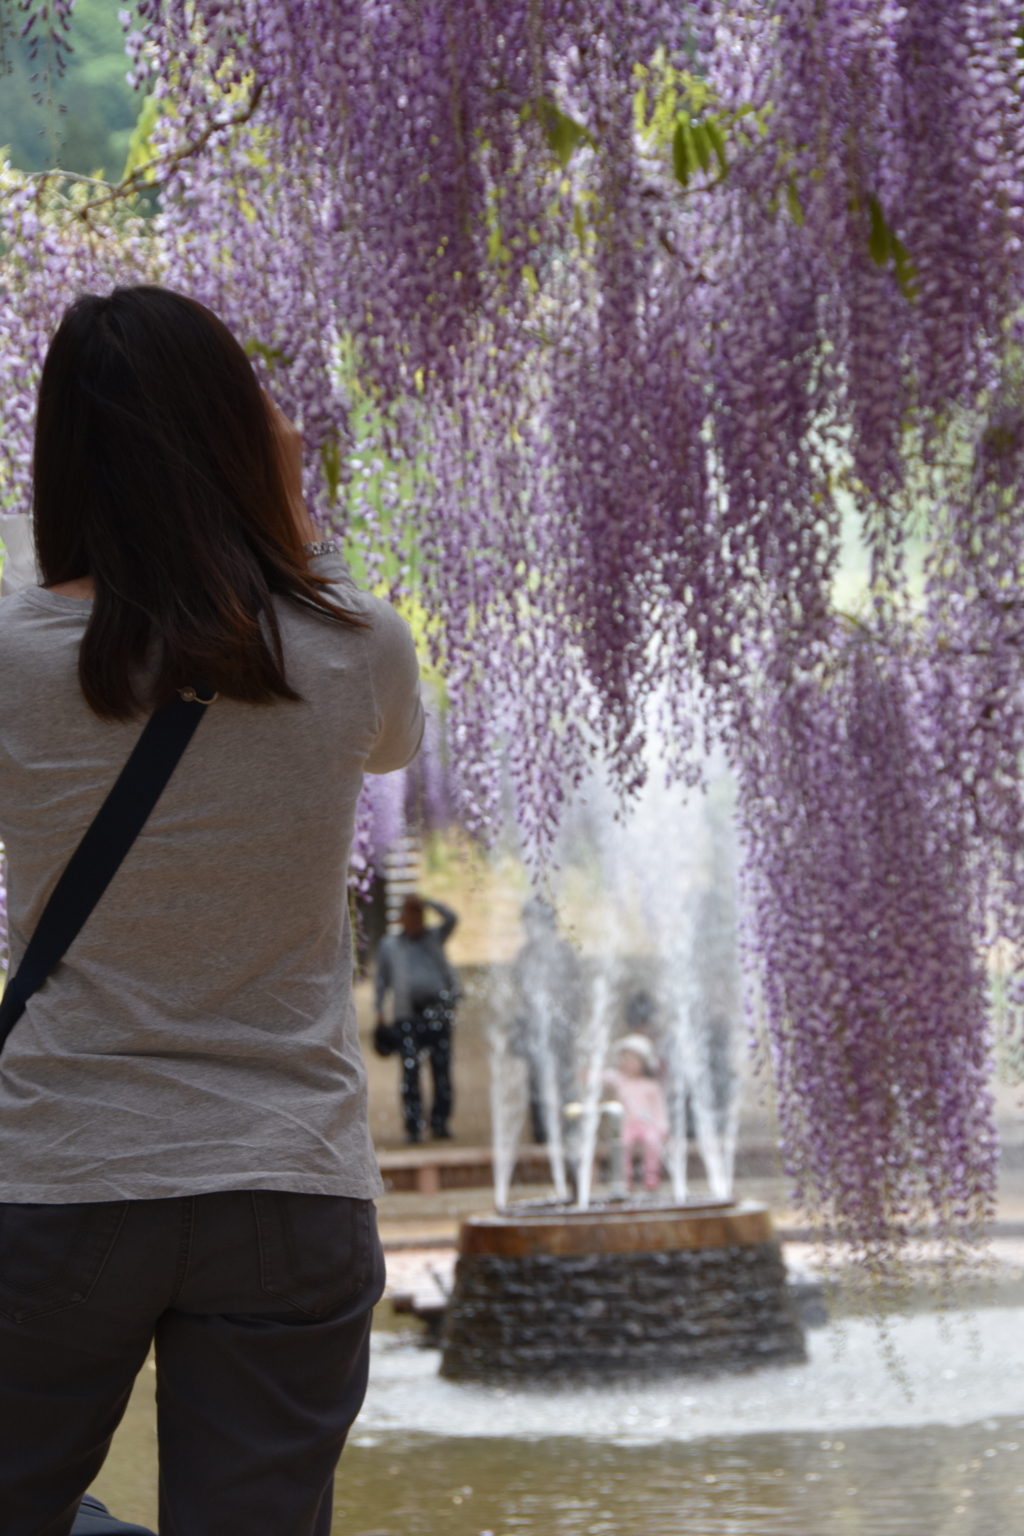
[335,1423,1024,1534]
[90,1303,1024,1533]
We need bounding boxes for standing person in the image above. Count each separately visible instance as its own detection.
[603,1035,670,1192]
[374,894,459,1142]
[0,286,424,1536]
[509,898,582,1144]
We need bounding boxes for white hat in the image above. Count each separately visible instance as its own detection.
[612,1033,656,1068]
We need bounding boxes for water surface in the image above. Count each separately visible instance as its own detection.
[336,1423,1024,1534]
[90,1304,1024,1532]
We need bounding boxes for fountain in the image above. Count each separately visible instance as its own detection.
[442,740,806,1382]
[440,1197,805,1381]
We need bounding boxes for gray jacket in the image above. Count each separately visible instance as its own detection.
[375,901,459,1020]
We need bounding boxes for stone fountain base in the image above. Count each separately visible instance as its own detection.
[440,1199,806,1381]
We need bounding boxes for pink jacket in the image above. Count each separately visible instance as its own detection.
[602,1070,669,1141]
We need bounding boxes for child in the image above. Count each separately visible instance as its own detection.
[603,1033,669,1192]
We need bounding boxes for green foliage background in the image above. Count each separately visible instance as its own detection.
[0,0,138,176]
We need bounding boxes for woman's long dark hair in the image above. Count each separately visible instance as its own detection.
[33,285,365,719]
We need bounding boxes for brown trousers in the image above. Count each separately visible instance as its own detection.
[0,1190,384,1536]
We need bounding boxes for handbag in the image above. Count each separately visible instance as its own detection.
[372,1019,401,1057]
[0,685,216,1056]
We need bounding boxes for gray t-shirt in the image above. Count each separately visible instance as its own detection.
[0,553,423,1203]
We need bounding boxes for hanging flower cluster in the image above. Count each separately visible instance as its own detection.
[740,629,999,1277]
[0,158,161,513]
[349,694,460,900]
[3,0,1024,1275]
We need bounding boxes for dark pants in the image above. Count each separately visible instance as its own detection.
[0,1189,385,1536]
[398,998,453,1138]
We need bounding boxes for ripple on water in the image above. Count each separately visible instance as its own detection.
[335,1423,1024,1534]
[338,1306,1024,1532]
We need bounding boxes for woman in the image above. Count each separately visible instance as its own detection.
[0,287,423,1535]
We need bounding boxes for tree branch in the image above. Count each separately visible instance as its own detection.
[18,80,265,220]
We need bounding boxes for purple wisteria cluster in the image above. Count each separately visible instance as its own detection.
[0,166,161,513]
[3,0,1024,1277]
[349,697,457,899]
[740,632,999,1283]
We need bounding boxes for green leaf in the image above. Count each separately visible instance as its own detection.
[122,94,160,183]
[244,339,288,367]
[673,121,692,186]
[864,194,917,301]
[673,115,729,187]
[536,97,592,170]
[320,436,343,503]
[786,177,804,226]
[705,116,728,174]
[868,195,889,267]
[890,233,918,301]
[690,121,712,173]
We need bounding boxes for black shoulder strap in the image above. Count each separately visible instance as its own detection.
[0,686,215,1054]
